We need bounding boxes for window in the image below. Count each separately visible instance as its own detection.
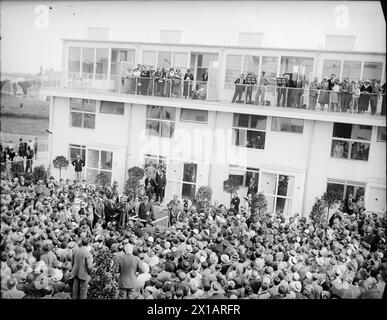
[242,56,260,76]
[322,60,341,78]
[99,101,124,115]
[110,49,136,75]
[228,165,259,190]
[69,144,86,162]
[173,52,188,72]
[261,56,278,85]
[260,172,294,216]
[280,56,314,82]
[225,55,243,88]
[362,62,383,82]
[86,149,113,185]
[342,61,361,81]
[158,51,172,69]
[82,48,95,77]
[142,51,156,67]
[377,127,386,142]
[182,163,197,201]
[95,49,108,79]
[68,47,81,74]
[144,154,167,173]
[146,105,176,138]
[180,108,208,123]
[331,123,372,161]
[271,117,304,133]
[70,98,96,129]
[232,114,266,149]
[326,179,365,201]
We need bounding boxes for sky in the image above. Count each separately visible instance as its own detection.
[1,1,385,74]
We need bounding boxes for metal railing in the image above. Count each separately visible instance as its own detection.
[41,73,386,116]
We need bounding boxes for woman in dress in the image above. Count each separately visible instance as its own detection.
[318,76,330,110]
[174,69,182,97]
[183,69,194,99]
[351,80,360,113]
[330,80,340,111]
[358,80,372,113]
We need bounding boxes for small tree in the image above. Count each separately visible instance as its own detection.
[310,197,326,224]
[10,161,24,179]
[88,248,119,299]
[53,155,69,180]
[96,171,110,188]
[251,192,268,217]
[32,165,48,184]
[195,186,212,212]
[124,166,145,200]
[223,176,241,203]
[322,191,340,220]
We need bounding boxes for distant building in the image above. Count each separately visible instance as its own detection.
[26,83,47,100]
[1,81,24,97]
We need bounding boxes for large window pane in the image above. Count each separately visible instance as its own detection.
[173,52,188,71]
[161,122,174,138]
[327,182,345,199]
[233,114,249,128]
[147,105,176,120]
[69,145,86,162]
[229,174,244,187]
[82,48,95,77]
[100,151,113,170]
[146,120,160,136]
[280,56,314,82]
[331,140,349,158]
[277,175,290,196]
[242,56,260,75]
[86,169,98,184]
[345,184,365,201]
[250,115,267,130]
[142,51,156,66]
[70,112,82,127]
[362,62,383,81]
[183,163,197,183]
[87,150,99,169]
[83,100,97,112]
[260,172,277,195]
[322,60,341,78]
[180,108,208,122]
[245,169,259,188]
[182,183,196,201]
[261,56,278,85]
[246,131,265,149]
[351,125,372,141]
[271,117,304,133]
[342,61,361,81]
[158,51,172,69]
[233,129,246,147]
[100,101,124,115]
[225,55,242,87]
[70,98,84,111]
[95,49,109,78]
[265,195,275,214]
[333,123,352,139]
[350,142,370,161]
[198,54,218,68]
[68,47,81,74]
[377,127,386,142]
[83,113,95,129]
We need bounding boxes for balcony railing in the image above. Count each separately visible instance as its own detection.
[41,73,386,116]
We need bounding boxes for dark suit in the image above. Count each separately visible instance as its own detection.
[155,172,167,203]
[232,78,246,103]
[138,202,155,222]
[231,196,240,212]
[116,253,144,298]
[71,246,93,299]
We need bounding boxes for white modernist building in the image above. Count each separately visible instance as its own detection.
[41,38,386,218]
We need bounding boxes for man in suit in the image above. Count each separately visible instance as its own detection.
[71,154,85,181]
[230,192,241,212]
[155,168,167,204]
[116,244,144,299]
[231,74,246,103]
[245,72,257,104]
[71,237,94,299]
[370,79,381,115]
[138,196,155,224]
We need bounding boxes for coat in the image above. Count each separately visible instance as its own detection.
[71,246,93,281]
[71,159,85,172]
[116,253,144,289]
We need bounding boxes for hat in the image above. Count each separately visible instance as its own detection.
[316,257,324,266]
[51,269,63,282]
[34,274,50,290]
[210,253,218,264]
[220,254,230,263]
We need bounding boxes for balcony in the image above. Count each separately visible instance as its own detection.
[41,73,386,122]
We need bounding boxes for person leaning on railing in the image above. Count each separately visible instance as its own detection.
[381,82,386,116]
[350,80,361,113]
[370,79,381,115]
[318,76,330,111]
[339,78,352,112]
[359,80,373,113]
[231,74,246,103]
[309,77,320,110]
[255,71,268,105]
[173,69,183,97]
[245,72,257,104]
[183,69,194,99]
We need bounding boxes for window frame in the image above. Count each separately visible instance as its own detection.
[145,105,176,138]
[271,117,304,134]
[232,114,267,150]
[376,126,386,143]
[99,101,125,115]
[69,144,86,162]
[179,108,209,124]
[326,178,366,201]
[85,148,113,185]
[69,98,97,129]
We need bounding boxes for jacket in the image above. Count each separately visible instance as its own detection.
[116,253,144,289]
[71,159,85,172]
[71,246,93,281]
[155,172,166,188]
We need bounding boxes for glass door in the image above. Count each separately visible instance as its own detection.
[86,148,113,185]
[182,163,197,201]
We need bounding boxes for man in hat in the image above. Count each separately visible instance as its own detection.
[71,154,85,181]
[71,237,94,299]
[155,167,167,204]
[138,196,155,225]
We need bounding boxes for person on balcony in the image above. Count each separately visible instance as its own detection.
[295,75,305,108]
[245,72,257,104]
[350,80,361,113]
[183,69,194,99]
[255,71,268,105]
[173,69,182,97]
[231,74,246,103]
[154,68,164,97]
[201,69,208,83]
[381,82,386,116]
[132,66,141,94]
[330,79,340,112]
[318,76,330,110]
[358,80,372,113]
[146,66,154,96]
[340,78,352,112]
[123,67,134,94]
[370,79,381,115]
[276,74,289,108]
[165,68,175,98]
[327,74,337,111]
[309,77,320,110]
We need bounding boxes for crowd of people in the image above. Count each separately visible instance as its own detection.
[0,138,39,177]
[1,166,386,300]
[121,64,208,100]
[231,72,386,115]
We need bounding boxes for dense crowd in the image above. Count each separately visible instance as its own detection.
[0,138,39,177]
[0,171,386,299]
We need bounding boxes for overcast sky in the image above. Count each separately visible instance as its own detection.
[1,1,385,74]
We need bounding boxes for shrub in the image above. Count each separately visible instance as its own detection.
[32,165,47,183]
[96,171,111,188]
[194,186,212,212]
[223,176,241,203]
[310,197,326,224]
[124,166,145,200]
[53,155,69,180]
[10,161,24,179]
[251,192,268,217]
